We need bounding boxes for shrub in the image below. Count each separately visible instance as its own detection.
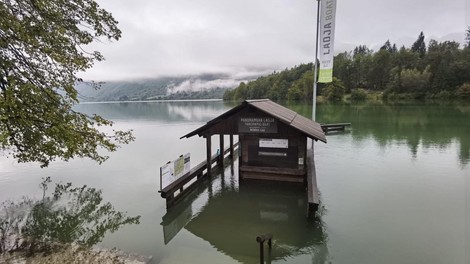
[456,83,470,99]
[350,88,368,101]
[322,78,345,102]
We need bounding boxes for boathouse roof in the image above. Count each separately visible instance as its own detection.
[181,99,327,143]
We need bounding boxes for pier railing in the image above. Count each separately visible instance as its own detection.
[160,142,239,208]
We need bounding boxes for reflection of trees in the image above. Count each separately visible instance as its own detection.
[290,102,470,166]
[74,101,227,122]
[0,177,139,255]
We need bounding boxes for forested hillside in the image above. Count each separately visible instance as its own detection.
[224,31,470,101]
[75,74,247,102]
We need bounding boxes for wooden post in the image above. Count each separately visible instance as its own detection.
[256,234,273,264]
[259,240,264,264]
[219,134,224,165]
[229,134,234,158]
[206,135,212,177]
[238,135,242,181]
[307,143,320,219]
[220,161,226,191]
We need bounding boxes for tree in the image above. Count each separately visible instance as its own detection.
[322,77,345,101]
[0,177,140,254]
[287,71,313,101]
[351,46,372,88]
[368,49,392,90]
[426,40,461,92]
[411,31,426,58]
[0,0,134,167]
[466,26,470,48]
[333,51,353,92]
[399,67,431,95]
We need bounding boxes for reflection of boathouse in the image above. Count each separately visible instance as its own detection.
[181,99,326,182]
[162,176,328,263]
[185,181,328,263]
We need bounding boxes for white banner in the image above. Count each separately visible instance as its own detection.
[318,0,337,83]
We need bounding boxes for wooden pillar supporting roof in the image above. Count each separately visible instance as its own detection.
[206,135,211,177]
[229,134,234,159]
[219,134,224,165]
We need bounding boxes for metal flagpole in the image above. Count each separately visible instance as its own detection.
[312,0,321,122]
[311,0,321,152]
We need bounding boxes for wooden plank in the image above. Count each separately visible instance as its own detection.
[321,122,350,126]
[240,166,306,176]
[241,172,304,183]
[321,123,351,133]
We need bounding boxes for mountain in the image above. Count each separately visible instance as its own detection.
[75,73,257,102]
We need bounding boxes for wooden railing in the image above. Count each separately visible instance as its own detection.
[160,142,239,208]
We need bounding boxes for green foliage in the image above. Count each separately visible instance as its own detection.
[287,71,314,101]
[389,67,431,96]
[411,32,426,58]
[0,177,140,255]
[0,0,134,167]
[350,88,368,101]
[224,32,470,102]
[340,36,469,100]
[368,49,392,90]
[465,27,470,48]
[456,83,470,99]
[322,78,345,101]
[224,64,314,101]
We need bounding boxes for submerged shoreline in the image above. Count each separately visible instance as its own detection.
[0,245,152,264]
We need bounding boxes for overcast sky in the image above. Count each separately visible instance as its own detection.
[81,0,469,81]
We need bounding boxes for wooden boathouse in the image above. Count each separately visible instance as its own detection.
[179,99,327,215]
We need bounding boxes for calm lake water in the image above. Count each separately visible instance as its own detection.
[0,100,468,264]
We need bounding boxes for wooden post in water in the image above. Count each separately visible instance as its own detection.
[256,234,273,264]
[218,134,224,165]
[229,134,234,159]
[307,144,320,219]
[206,135,212,177]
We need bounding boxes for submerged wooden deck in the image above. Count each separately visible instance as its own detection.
[161,140,321,219]
[321,123,351,133]
[160,142,239,208]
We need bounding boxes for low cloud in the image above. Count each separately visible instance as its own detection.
[81,0,466,81]
[166,76,253,94]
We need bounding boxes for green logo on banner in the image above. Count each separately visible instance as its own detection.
[318,68,333,83]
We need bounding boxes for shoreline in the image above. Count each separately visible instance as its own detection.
[0,245,152,264]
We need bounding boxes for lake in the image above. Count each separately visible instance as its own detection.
[0,100,468,264]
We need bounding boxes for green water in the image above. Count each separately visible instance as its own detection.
[0,101,468,263]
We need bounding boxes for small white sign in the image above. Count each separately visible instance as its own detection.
[298,158,304,165]
[160,153,190,190]
[259,138,288,149]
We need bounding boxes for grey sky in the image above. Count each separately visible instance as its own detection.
[82,0,468,81]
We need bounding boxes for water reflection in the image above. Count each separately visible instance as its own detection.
[74,100,228,123]
[161,161,328,263]
[285,102,470,166]
[76,100,469,166]
[0,177,140,255]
